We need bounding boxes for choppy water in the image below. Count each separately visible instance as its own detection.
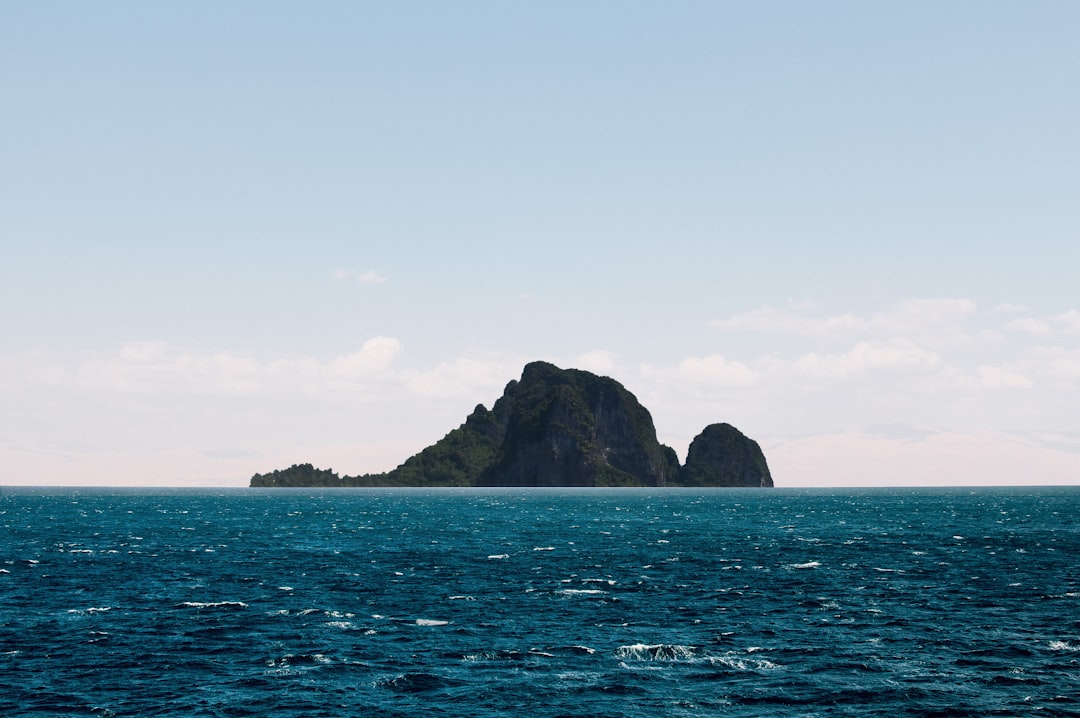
[2,487,1079,717]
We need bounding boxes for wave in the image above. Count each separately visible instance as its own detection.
[414,618,449,626]
[616,643,698,661]
[785,561,821,570]
[176,601,248,610]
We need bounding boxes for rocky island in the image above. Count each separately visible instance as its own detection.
[250,361,773,488]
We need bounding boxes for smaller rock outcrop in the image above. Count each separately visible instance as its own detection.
[678,423,773,487]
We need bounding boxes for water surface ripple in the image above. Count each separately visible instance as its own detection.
[2,487,1078,716]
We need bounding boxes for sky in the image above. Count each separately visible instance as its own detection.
[2,1,1079,487]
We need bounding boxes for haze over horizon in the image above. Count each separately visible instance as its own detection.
[3,2,1079,487]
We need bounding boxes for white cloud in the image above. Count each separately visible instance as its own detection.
[711,307,864,335]
[869,297,977,333]
[333,268,388,284]
[788,341,940,379]
[576,350,618,375]
[404,357,516,398]
[711,297,978,337]
[1006,309,1080,336]
[359,270,388,285]
[326,337,402,380]
[763,429,1080,487]
[677,355,757,386]
[976,364,1033,389]
[68,337,404,400]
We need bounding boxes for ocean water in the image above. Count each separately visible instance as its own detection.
[2,487,1078,717]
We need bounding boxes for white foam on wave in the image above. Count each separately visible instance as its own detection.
[487,554,509,560]
[533,546,555,551]
[706,653,780,671]
[557,589,607,596]
[786,561,821,570]
[177,601,248,609]
[616,643,697,661]
[1049,640,1078,651]
[415,618,449,626]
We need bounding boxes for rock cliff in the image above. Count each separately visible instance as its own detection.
[250,361,772,488]
[680,423,774,487]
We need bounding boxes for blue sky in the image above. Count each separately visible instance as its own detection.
[3,2,1079,486]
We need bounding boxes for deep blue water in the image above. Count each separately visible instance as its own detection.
[2,487,1079,717]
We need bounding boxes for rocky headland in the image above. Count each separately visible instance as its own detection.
[250,361,773,488]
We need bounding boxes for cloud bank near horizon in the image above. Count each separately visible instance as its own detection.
[3,296,1077,487]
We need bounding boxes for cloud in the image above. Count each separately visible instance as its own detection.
[677,355,757,386]
[976,365,1033,389]
[576,350,618,375]
[763,429,1080,487]
[359,270,388,285]
[1006,309,1080,336]
[69,337,404,400]
[403,357,516,398]
[710,297,977,337]
[710,307,863,335]
[79,343,263,396]
[326,337,402,380]
[775,341,940,380]
[333,268,388,284]
[870,297,977,332]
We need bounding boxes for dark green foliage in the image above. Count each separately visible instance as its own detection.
[674,423,774,488]
[250,463,343,487]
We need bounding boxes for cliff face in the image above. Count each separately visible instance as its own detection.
[678,423,774,487]
[250,362,772,488]
[477,361,678,487]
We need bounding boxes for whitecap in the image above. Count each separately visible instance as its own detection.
[706,653,779,671]
[415,618,449,626]
[786,561,821,570]
[616,643,696,661]
[1049,640,1078,651]
[557,589,607,596]
[177,601,248,609]
[533,546,555,551]
[487,554,509,560]
[448,595,475,601]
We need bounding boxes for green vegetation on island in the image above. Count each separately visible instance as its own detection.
[250,361,773,488]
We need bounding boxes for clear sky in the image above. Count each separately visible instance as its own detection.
[3,1,1079,487]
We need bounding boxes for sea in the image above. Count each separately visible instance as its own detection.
[1,487,1078,717]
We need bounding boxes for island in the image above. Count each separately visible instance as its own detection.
[250,361,773,488]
